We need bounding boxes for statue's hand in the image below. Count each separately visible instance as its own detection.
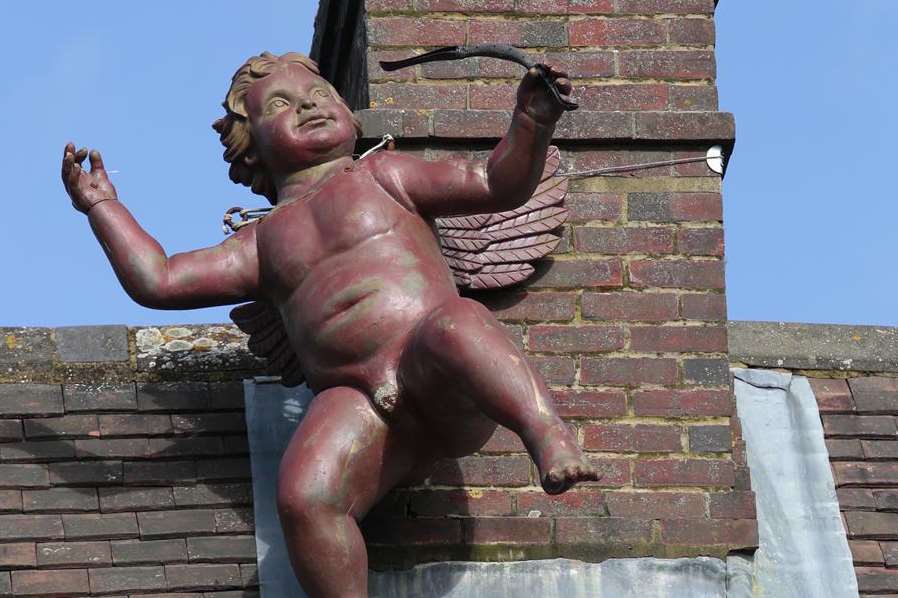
[516,64,573,126]
[62,143,118,214]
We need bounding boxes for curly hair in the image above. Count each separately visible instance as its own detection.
[212,51,363,204]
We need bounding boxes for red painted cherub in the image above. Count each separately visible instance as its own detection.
[62,51,599,598]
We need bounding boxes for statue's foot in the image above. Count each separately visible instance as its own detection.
[532,423,602,495]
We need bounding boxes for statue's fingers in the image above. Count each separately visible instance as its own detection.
[555,77,573,96]
[62,151,73,182]
[64,142,75,158]
[68,162,82,189]
[75,147,88,165]
[89,150,106,174]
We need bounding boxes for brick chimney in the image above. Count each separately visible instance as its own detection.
[312,0,756,567]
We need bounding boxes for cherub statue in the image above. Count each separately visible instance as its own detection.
[61,51,599,598]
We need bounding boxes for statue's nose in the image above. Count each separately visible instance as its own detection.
[298,96,317,111]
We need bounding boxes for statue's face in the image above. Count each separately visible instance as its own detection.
[244,63,357,174]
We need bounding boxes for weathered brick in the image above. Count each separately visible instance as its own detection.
[197,459,252,482]
[0,489,22,512]
[49,460,122,486]
[565,192,622,223]
[468,19,567,47]
[708,491,756,519]
[36,541,111,568]
[677,228,724,256]
[551,389,628,418]
[630,260,724,290]
[147,437,226,458]
[63,513,138,540]
[554,111,636,139]
[362,518,462,545]
[75,438,149,458]
[432,109,512,138]
[569,18,665,47]
[428,456,532,487]
[527,356,576,385]
[634,389,732,417]
[111,539,188,565]
[682,358,730,386]
[638,112,734,141]
[660,519,757,547]
[849,540,884,566]
[214,508,254,534]
[99,487,175,512]
[544,51,615,77]
[0,327,55,371]
[874,489,898,511]
[825,438,861,460]
[366,0,414,10]
[666,17,715,45]
[670,85,718,111]
[371,82,467,110]
[11,569,89,595]
[55,325,129,363]
[138,510,217,539]
[0,384,63,416]
[124,460,197,485]
[187,536,256,563]
[1,440,75,461]
[883,541,898,567]
[479,426,526,454]
[582,356,678,386]
[620,50,716,80]
[833,462,898,487]
[529,258,623,289]
[98,414,172,436]
[578,84,670,111]
[680,293,726,321]
[0,572,8,597]
[863,440,898,459]
[849,377,898,413]
[838,488,876,510]
[0,464,49,488]
[23,488,98,513]
[631,325,726,352]
[88,565,166,594]
[0,542,36,568]
[516,490,606,517]
[171,414,246,435]
[479,292,576,322]
[822,415,896,438]
[855,567,898,593]
[583,423,682,453]
[22,415,98,439]
[0,418,23,442]
[463,518,552,545]
[617,0,715,14]
[165,565,243,590]
[137,382,212,412]
[575,226,674,255]
[582,292,678,322]
[587,457,631,487]
[628,192,722,222]
[173,484,253,508]
[606,491,705,519]
[528,325,625,353]
[556,517,654,545]
[845,511,898,539]
[367,17,466,47]
[689,425,732,453]
[0,514,63,540]
[515,0,613,13]
[808,378,854,412]
[409,489,514,516]
[417,0,514,12]
[64,383,136,412]
[635,459,734,487]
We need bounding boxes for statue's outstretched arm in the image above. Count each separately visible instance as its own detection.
[375,65,572,219]
[62,144,260,310]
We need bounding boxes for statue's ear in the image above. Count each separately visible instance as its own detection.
[243,150,258,167]
[226,91,250,119]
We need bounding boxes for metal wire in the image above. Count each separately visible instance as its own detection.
[558,155,717,178]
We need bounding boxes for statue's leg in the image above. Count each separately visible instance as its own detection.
[401,297,599,495]
[277,386,417,598]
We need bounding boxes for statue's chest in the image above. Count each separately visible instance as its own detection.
[256,170,405,288]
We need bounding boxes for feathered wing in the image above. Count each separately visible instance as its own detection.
[230,301,305,387]
[436,145,568,290]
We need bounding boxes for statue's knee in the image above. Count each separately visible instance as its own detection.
[276,476,333,525]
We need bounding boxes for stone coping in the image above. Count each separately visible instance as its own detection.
[729,321,898,374]
[5,320,897,383]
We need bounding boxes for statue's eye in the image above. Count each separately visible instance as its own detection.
[314,89,330,98]
[268,98,289,111]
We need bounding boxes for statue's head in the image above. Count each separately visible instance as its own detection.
[213,52,362,204]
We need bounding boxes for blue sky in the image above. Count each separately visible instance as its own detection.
[2,1,896,327]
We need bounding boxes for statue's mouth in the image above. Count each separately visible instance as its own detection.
[298,115,331,129]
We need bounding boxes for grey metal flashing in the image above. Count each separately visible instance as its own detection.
[729,321,898,373]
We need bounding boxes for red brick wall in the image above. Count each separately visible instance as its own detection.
[313,0,757,566]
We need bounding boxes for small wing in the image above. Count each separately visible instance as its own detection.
[436,145,568,290]
[230,301,305,387]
